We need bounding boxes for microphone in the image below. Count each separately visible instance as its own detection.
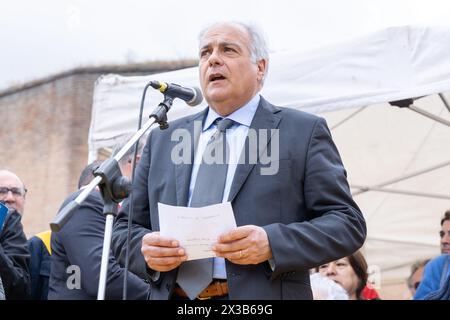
[150,81,203,106]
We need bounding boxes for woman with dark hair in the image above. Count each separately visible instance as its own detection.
[316,251,374,300]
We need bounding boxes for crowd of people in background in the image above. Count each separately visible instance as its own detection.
[1,157,448,300]
[0,20,448,301]
[0,135,149,300]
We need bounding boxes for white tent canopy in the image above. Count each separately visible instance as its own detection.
[88,25,450,284]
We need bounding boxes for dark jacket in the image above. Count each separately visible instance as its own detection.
[48,190,150,300]
[0,209,31,299]
[112,97,366,300]
[27,231,52,300]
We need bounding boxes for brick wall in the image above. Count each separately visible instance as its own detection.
[0,74,99,236]
[0,62,196,237]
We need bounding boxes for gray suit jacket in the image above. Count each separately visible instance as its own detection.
[112,97,366,300]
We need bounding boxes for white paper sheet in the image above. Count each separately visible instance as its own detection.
[158,202,237,260]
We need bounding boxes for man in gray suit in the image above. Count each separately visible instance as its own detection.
[112,21,366,300]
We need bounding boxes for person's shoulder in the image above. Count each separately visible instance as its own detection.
[61,189,103,206]
[57,189,103,225]
[171,108,207,127]
[27,233,48,256]
[262,97,322,123]
[148,108,207,141]
[163,108,207,130]
[27,234,43,245]
[421,254,448,277]
[279,106,321,122]
[429,254,449,267]
[59,189,84,208]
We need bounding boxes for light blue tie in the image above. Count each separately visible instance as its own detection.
[176,118,234,300]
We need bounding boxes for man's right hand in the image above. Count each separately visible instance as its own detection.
[141,232,187,272]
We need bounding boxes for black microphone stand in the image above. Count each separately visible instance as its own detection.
[50,86,174,300]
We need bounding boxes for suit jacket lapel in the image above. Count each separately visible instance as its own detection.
[228,97,281,203]
[175,109,207,206]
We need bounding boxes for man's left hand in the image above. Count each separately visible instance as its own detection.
[212,225,273,265]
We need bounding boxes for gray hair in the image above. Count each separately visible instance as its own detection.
[112,133,147,166]
[407,259,430,289]
[198,21,270,84]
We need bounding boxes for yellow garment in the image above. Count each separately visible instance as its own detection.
[35,230,52,255]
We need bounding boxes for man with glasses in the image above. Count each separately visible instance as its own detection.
[0,170,27,215]
[0,169,30,299]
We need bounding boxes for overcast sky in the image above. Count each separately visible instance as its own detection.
[1,0,449,91]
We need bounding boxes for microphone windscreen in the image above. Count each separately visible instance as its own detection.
[187,87,203,106]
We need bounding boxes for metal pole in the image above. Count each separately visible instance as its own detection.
[352,160,450,196]
[409,105,450,128]
[330,106,368,131]
[97,214,114,300]
[439,93,450,113]
[351,184,450,200]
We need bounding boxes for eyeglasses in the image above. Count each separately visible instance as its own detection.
[0,186,27,197]
[439,230,450,238]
